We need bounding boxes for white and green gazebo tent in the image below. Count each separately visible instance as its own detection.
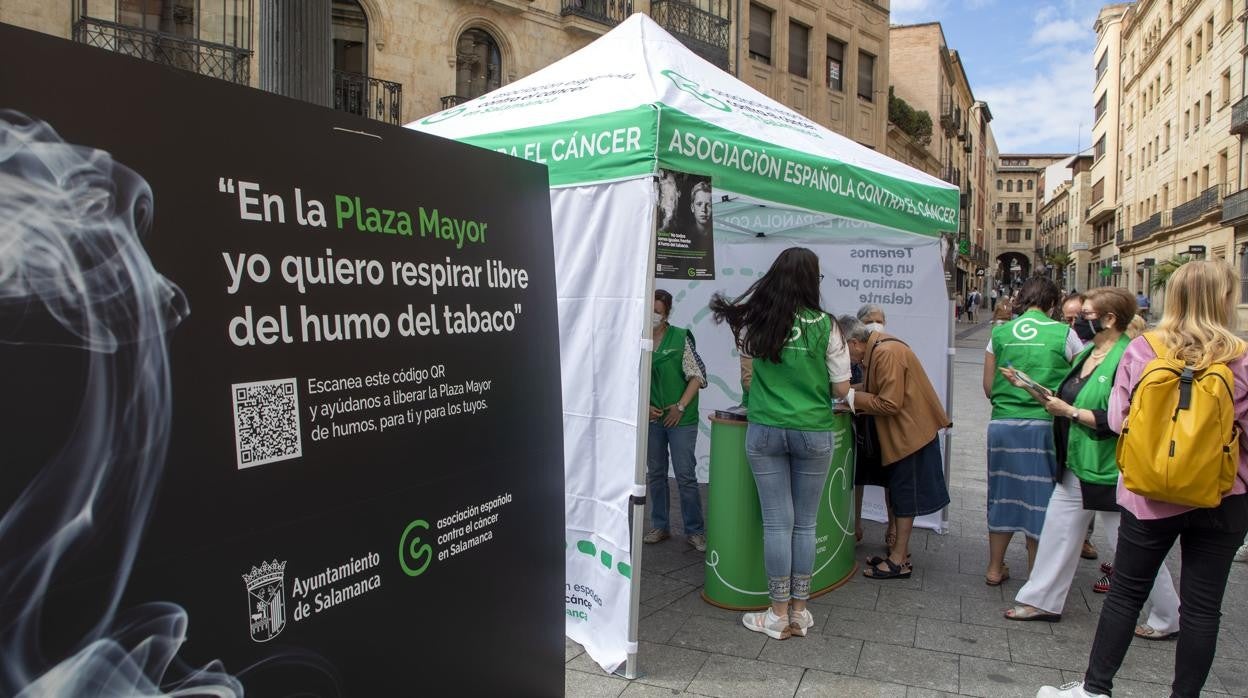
[409,13,959,677]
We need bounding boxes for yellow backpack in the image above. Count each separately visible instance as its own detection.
[1116,332,1240,508]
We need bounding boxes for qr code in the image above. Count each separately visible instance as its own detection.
[231,378,302,470]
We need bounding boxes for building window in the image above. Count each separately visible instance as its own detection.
[1195,29,1203,61]
[1184,109,1190,136]
[749,4,773,64]
[1205,92,1212,123]
[1165,58,1172,87]
[1154,136,1159,161]
[1007,229,1020,243]
[997,202,1003,213]
[996,178,1003,191]
[1094,135,1106,160]
[1223,70,1232,106]
[1027,180,1034,191]
[1026,202,1033,214]
[1094,92,1107,122]
[1207,17,1214,49]
[1017,179,1024,191]
[997,228,1002,240]
[1025,229,1032,241]
[1095,50,1108,83]
[826,37,845,91]
[332,1,368,75]
[857,50,876,102]
[1007,180,1013,192]
[456,28,501,100]
[1194,101,1201,130]
[788,21,809,78]
[1163,121,1170,150]
[1185,40,1192,70]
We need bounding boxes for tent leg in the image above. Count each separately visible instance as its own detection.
[620,176,661,681]
[942,298,955,534]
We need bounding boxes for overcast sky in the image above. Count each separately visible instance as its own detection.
[890,0,1099,154]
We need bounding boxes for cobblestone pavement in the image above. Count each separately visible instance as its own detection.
[566,319,1248,697]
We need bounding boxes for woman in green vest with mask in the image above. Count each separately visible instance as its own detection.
[644,289,709,551]
[710,248,852,641]
[1003,288,1180,635]
[982,276,1080,585]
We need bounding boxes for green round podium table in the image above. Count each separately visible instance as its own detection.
[701,413,858,610]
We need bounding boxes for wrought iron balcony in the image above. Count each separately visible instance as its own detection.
[939,95,961,135]
[940,165,960,186]
[1170,184,1226,228]
[1222,188,1248,225]
[1232,95,1248,136]
[562,0,634,28]
[650,0,731,70]
[73,15,250,84]
[1132,211,1170,240]
[333,70,402,125]
[441,95,469,110]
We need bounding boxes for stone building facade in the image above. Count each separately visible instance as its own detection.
[890,22,996,295]
[1,0,891,149]
[1091,0,1246,321]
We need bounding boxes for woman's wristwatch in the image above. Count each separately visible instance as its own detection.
[675,403,685,412]
[1069,408,1079,421]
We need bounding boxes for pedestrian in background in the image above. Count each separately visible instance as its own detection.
[983,276,1082,584]
[1038,260,1248,698]
[954,292,965,323]
[711,247,851,641]
[644,289,708,551]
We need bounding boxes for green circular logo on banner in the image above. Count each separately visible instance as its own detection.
[660,69,731,112]
[399,519,433,576]
[421,106,467,125]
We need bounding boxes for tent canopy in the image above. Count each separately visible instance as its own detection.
[413,14,958,237]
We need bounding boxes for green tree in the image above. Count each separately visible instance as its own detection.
[1150,255,1193,291]
[888,87,932,147]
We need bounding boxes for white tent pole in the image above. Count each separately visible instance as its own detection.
[623,176,661,681]
[943,296,954,534]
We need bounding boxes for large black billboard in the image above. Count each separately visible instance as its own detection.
[0,23,564,696]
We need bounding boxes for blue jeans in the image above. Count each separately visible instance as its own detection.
[646,422,704,535]
[745,423,834,602]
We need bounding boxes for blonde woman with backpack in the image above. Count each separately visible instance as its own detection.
[1037,261,1248,698]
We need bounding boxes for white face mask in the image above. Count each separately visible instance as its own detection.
[652,312,665,328]
[865,322,885,334]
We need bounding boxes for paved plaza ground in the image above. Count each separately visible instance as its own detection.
[565,319,1248,697]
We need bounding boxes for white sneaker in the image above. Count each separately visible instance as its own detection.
[742,609,791,640]
[1036,682,1108,698]
[687,533,707,552]
[789,608,815,637]
[1235,541,1248,563]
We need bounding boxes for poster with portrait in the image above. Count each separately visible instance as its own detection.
[655,169,716,279]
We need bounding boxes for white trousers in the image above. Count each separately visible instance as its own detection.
[1015,470,1180,632]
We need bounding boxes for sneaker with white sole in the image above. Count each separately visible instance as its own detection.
[1235,542,1248,562]
[789,608,815,637]
[687,533,707,552]
[1036,681,1108,698]
[742,609,791,640]
[642,528,669,544]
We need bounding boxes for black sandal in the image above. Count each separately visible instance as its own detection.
[862,557,912,579]
[865,552,911,566]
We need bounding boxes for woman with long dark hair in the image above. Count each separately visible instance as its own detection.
[710,247,851,640]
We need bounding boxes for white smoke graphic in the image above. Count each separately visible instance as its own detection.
[0,110,243,697]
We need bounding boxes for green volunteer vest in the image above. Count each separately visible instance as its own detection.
[650,325,699,427]
[991,309,1072,420]
[1064,334,1130,486]
[747,309,834,431]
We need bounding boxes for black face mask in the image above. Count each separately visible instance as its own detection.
[1074,317,1102,342]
